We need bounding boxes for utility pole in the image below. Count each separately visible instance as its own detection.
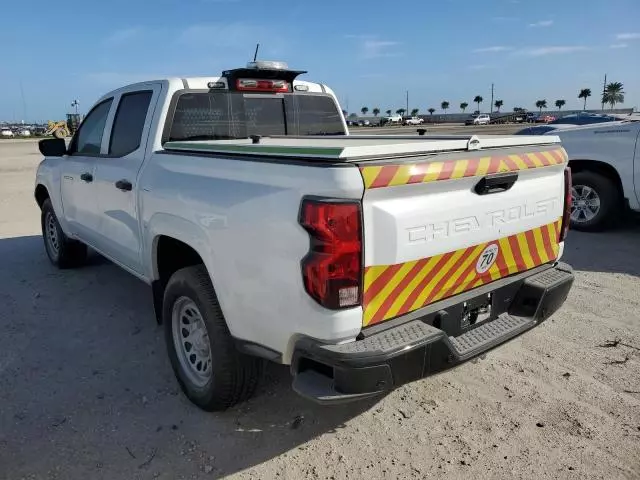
[19,80,27,122]
[406,90,409,116]
[601,74,607,110]
[490,83,494,114]
[71,100,79,114]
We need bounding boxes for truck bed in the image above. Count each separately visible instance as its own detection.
[163,134,561,162]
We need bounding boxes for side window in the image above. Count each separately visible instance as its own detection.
[73,99,113,155]
[109,91,153,157]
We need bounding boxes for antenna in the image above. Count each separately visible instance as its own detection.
[253,43,260,62]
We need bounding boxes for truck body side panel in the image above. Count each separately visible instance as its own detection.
[139,153,366,362]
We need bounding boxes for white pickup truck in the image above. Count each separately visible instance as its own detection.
[540,119,640,231]
[35,61,574,410]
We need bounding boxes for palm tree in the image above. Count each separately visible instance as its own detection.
[513,107,523,113]
[578,88,591,110]
[535,100,547,113]
[602,82,625,109]
[494,100,503,112]
[555,99,566,111]
[396,108,406,116]
[372,108,380,117]
[361,107,368,116]
[460,102,468,113]
[441,101,450,113]
[473,96,483,113]
[428,108,436,116]
[409,108,418,117]
[385,109,392,116]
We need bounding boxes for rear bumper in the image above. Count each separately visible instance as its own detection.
[291,262,574,405]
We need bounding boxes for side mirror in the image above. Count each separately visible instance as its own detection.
[39,138,67,157]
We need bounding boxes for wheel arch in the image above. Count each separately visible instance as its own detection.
[34,184,50,209]
[150,233,212,324]
[568,159,624,200]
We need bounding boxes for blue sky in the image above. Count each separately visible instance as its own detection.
[1,0,639,121]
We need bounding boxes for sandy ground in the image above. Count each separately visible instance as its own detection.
[0,140,638,480]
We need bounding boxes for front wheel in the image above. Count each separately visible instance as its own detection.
[41,199,87,268]
[570,171,620,232]
[163,265,262,411]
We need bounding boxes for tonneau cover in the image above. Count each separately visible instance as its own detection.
[163,134,561,162]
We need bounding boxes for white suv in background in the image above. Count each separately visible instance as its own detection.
[474,114,490,125]
[1,128,15,138]
[466,114,490,126]
[403,116,424,125]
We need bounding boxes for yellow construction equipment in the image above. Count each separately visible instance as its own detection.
[45,121,70,139]
[45,114,82,138]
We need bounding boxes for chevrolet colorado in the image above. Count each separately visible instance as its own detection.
[35,61,574,410]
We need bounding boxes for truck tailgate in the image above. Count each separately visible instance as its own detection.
[360,146,568,326]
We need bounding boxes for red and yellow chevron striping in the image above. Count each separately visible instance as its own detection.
[362,219,562,326]
[360,148,568,189]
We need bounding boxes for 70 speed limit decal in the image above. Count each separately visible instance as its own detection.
[476,244,499,274]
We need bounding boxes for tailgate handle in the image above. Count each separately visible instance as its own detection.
[474,172,518,195]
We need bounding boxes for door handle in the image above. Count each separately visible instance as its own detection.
[474,172,518,195]
[80,172,93,182]
[115,179,133,191]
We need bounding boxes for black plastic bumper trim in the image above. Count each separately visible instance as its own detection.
[291,262,574,405]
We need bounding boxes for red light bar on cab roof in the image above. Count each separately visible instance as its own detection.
[236,78,289,93]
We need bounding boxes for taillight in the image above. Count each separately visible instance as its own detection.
[299,199,362,309]
[559,167,572,242]
[236,78,289,93]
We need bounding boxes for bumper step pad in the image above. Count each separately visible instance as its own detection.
[449,314,532,359]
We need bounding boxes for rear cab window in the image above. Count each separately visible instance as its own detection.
[109,90,153,156]
[163,92,345,143]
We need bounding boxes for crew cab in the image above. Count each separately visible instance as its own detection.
[540,119,640,231]
[35,61,574,410]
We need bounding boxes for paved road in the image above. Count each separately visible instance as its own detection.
[0,138,638,480]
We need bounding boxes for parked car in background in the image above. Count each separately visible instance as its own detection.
[541,119,640,231]
[465,114,490,125]
[403,116,424,125]
[380,114,403,125]
[548,112,617,126]
[18,129,31,137]
[514,112,537,123]
[1,128,15,138]
[536,114,556,124]
[515,124,574,135]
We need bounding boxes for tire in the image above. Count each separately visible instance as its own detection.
[570,170,620,232]
[163,265,262,411]
[41,199,87,268]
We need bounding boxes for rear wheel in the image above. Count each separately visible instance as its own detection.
[41,199,87,268]
[163,265,262,411]
[570,171,620,232]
